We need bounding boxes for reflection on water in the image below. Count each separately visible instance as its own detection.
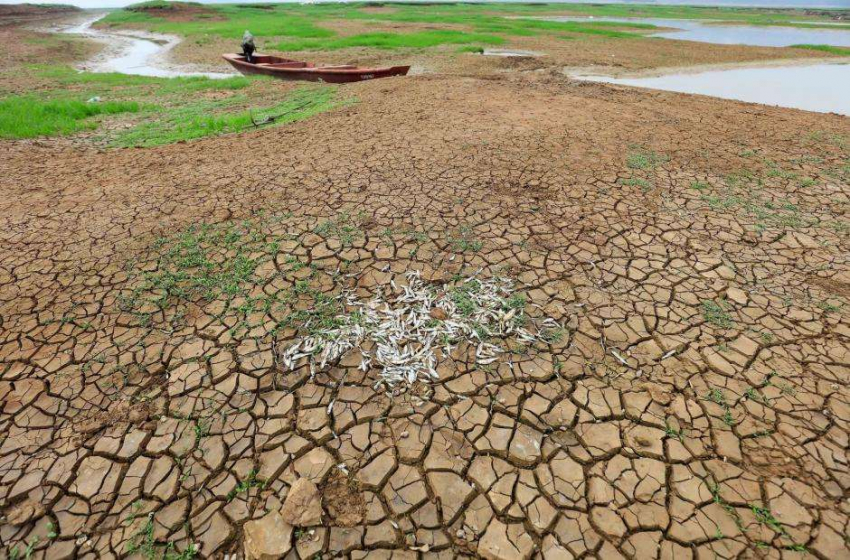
[574,63,850,115]
[58,14,234,79]
[543,16,850,47]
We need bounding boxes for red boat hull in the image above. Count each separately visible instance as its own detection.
[222,54,410,83]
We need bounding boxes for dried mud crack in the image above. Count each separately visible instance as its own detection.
[0,56,849,560]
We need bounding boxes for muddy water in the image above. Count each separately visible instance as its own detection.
[550,15,850,114]
[542,16,850,47]
[57,13,235,79]
[574,62,850,115]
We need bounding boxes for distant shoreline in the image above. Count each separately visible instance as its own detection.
[8,2,850,14]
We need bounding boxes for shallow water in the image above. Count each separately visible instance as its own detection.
[58,14,235,79]
[544,16,850,47]
[482,48,543,57]
[575,63,850,115]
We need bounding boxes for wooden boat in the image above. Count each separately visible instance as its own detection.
[222,54,410,83]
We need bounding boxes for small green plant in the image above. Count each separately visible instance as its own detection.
[817,299,841,314]
[450,225,484,253]
[126,512,198,560]
[706,387,726,406]
[620,177,652,189]
[540,326,565,344]
[690,181,710,191]
[450,283,480,317]
[707,479,743,530]
[7,537,38,560]
[193,418,211,445]
[777,382,797,397]
[227,469,265,501]
[626,148,669,170]
[705,388,737,426]
[664,421,684,442]
[751,505,784,533]
[750,504,805,550]
[314,212,364,247]
[702,299,734,328]
[745,387,768,404]
[505,293,526,310]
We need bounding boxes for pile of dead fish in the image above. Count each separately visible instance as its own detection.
[278,271,561,388]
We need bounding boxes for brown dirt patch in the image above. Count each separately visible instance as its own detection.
[0,4,79,25]
[73,399,157,438]
[321,470,366,527]
[808,274,850,299]
[127,1,222,23]
[0,28,96,72]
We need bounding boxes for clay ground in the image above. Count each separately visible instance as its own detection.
[1,8,849,560]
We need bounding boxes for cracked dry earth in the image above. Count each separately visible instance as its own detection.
[1,71,849,560]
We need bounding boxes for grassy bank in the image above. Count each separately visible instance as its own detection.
[791,44,850,56]
[0,66,346,145]
[0,96,139,139]
[524,2,849,28]
[274,30,505,52]
[101,1,661,52]
[100,1,849,48]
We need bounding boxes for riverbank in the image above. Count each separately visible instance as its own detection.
[0,4,848,560]
[56,13,235,78]
[96,2,846,75]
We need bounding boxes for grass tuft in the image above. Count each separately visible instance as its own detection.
[627,148,669,170]
[791,44,850,56]
[702,299,734,328]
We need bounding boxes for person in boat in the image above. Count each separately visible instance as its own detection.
[241,30,256,63]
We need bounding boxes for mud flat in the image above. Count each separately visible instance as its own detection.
[1,4,849,560]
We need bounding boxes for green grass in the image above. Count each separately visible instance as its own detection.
[2,66,344,146]
[102,1,848,50]
[127,0,201,10]
[791,44,850,56]
[113,84,342,147]
[0,96,139,139]
[525,2,849,28]
[331,5,656,38]
[103,2,656,50]
[276,29,504,52]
